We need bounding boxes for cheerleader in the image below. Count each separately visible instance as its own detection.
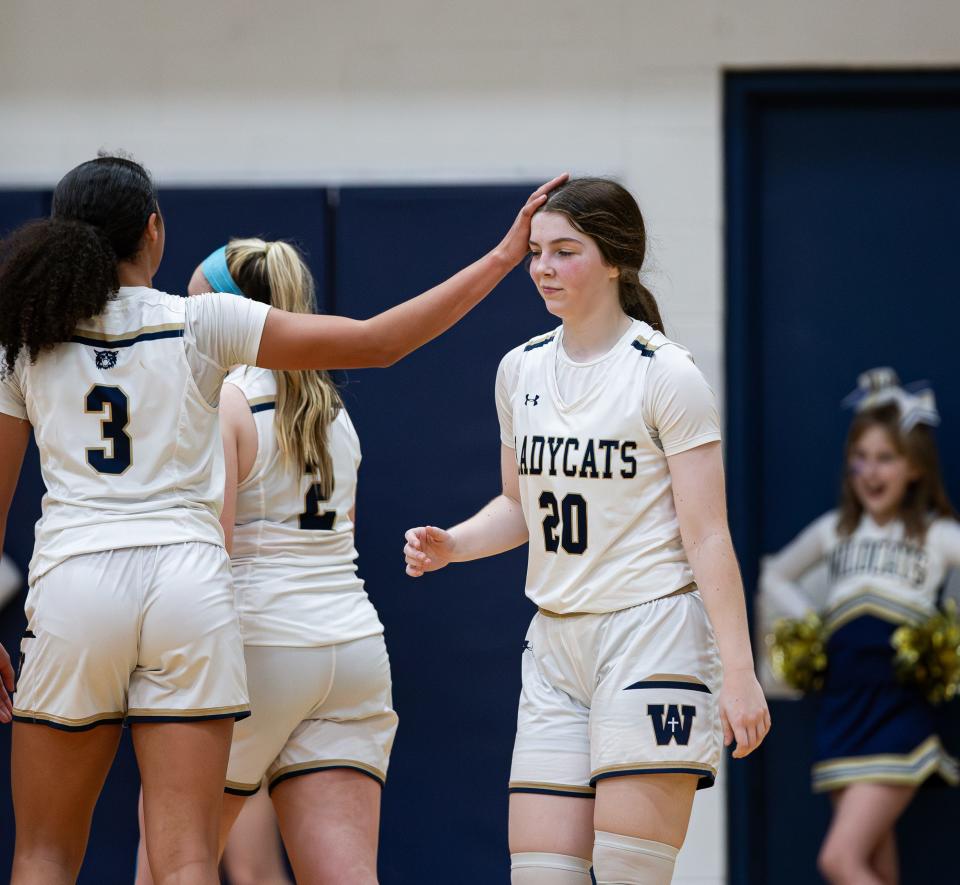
[404,178,769,885]
[760,368,960,885]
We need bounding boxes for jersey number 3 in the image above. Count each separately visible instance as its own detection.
[85,385,132,475]
[539,491,588,555]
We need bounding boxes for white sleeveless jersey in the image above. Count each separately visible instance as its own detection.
[0,287,270,585]
[226,366,382,647]
[761,511,960,632]
[496,319,722,615]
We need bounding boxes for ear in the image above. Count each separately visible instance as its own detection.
[144,211,162,245]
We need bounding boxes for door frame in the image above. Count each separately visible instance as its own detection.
[723,68,960,885]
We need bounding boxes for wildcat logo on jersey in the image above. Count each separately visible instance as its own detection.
[525,394,540,406]
[647,704,696,746]
[94,349,119,370]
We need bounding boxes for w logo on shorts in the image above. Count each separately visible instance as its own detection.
[647,704,696,746]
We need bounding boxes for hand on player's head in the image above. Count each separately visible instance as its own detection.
[497,174,569,266]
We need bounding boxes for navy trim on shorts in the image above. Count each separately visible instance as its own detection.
[225,784,262,797]
[624,680,712,693]
[12,713,124,732]
[125,710,251,725]
[590,767,716,790]
[508,785,596,799]
[268,764,385,793]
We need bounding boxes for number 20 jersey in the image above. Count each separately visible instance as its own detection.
[498,320,721,615]
[0,287,269,585]
[226,366,382,647]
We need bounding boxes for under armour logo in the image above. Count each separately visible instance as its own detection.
[524,394,540,406]
[647,704,696,746]
[95,349,119,370]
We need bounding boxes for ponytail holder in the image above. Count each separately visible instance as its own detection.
[842,366,940,433]
[200,245,246,298]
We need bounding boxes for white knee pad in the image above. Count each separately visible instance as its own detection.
[510,852,593,884]
[593,831,678,885]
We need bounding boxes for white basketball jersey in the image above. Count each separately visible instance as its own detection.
[0,287,269,585]
[497,319,721,615]
[226,366,382,647]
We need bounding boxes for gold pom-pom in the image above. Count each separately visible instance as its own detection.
[767,613,828,693]
[891,601,960,705]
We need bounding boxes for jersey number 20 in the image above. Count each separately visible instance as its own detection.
[85,385,132,475]
[539,491,588,555]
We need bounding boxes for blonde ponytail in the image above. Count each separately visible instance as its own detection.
[226,238,342,498]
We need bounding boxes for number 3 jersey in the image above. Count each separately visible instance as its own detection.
[496,319,721,615]
[225,365,383,647]
[0,286,269,585]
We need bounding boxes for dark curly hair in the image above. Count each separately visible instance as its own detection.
[0,155,159,372]
[536,177,664,332]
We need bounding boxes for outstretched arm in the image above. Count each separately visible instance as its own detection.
[405,444,528,576]
[668,441,771,759]
[257,176,567,371]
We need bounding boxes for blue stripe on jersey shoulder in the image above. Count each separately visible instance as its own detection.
[631,339,656,357]
[249,401,276,414]
[71,328,185,349]
[524,334,555,352]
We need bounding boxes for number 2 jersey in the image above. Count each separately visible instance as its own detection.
[0,286,269,584]
[496,319,721,615]
[225,365,383,647]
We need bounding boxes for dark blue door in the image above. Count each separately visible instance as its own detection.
[726,72,960,885]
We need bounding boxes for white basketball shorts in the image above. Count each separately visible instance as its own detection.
[509,589,723,798]
[13,543,249,729]
[225,634,398,795]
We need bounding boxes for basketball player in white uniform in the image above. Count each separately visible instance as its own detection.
[222,363,392,881]
[135,238,395,885]
[404,179,769,884]
[0,155,564,885]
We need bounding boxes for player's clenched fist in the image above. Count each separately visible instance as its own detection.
[404,526,456,577]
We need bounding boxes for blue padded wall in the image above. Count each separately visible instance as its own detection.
[153,187,330,306]
[334,185,552,883]
[0,191,52,882]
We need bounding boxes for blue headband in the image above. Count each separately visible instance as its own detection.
[201,246,246,298]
